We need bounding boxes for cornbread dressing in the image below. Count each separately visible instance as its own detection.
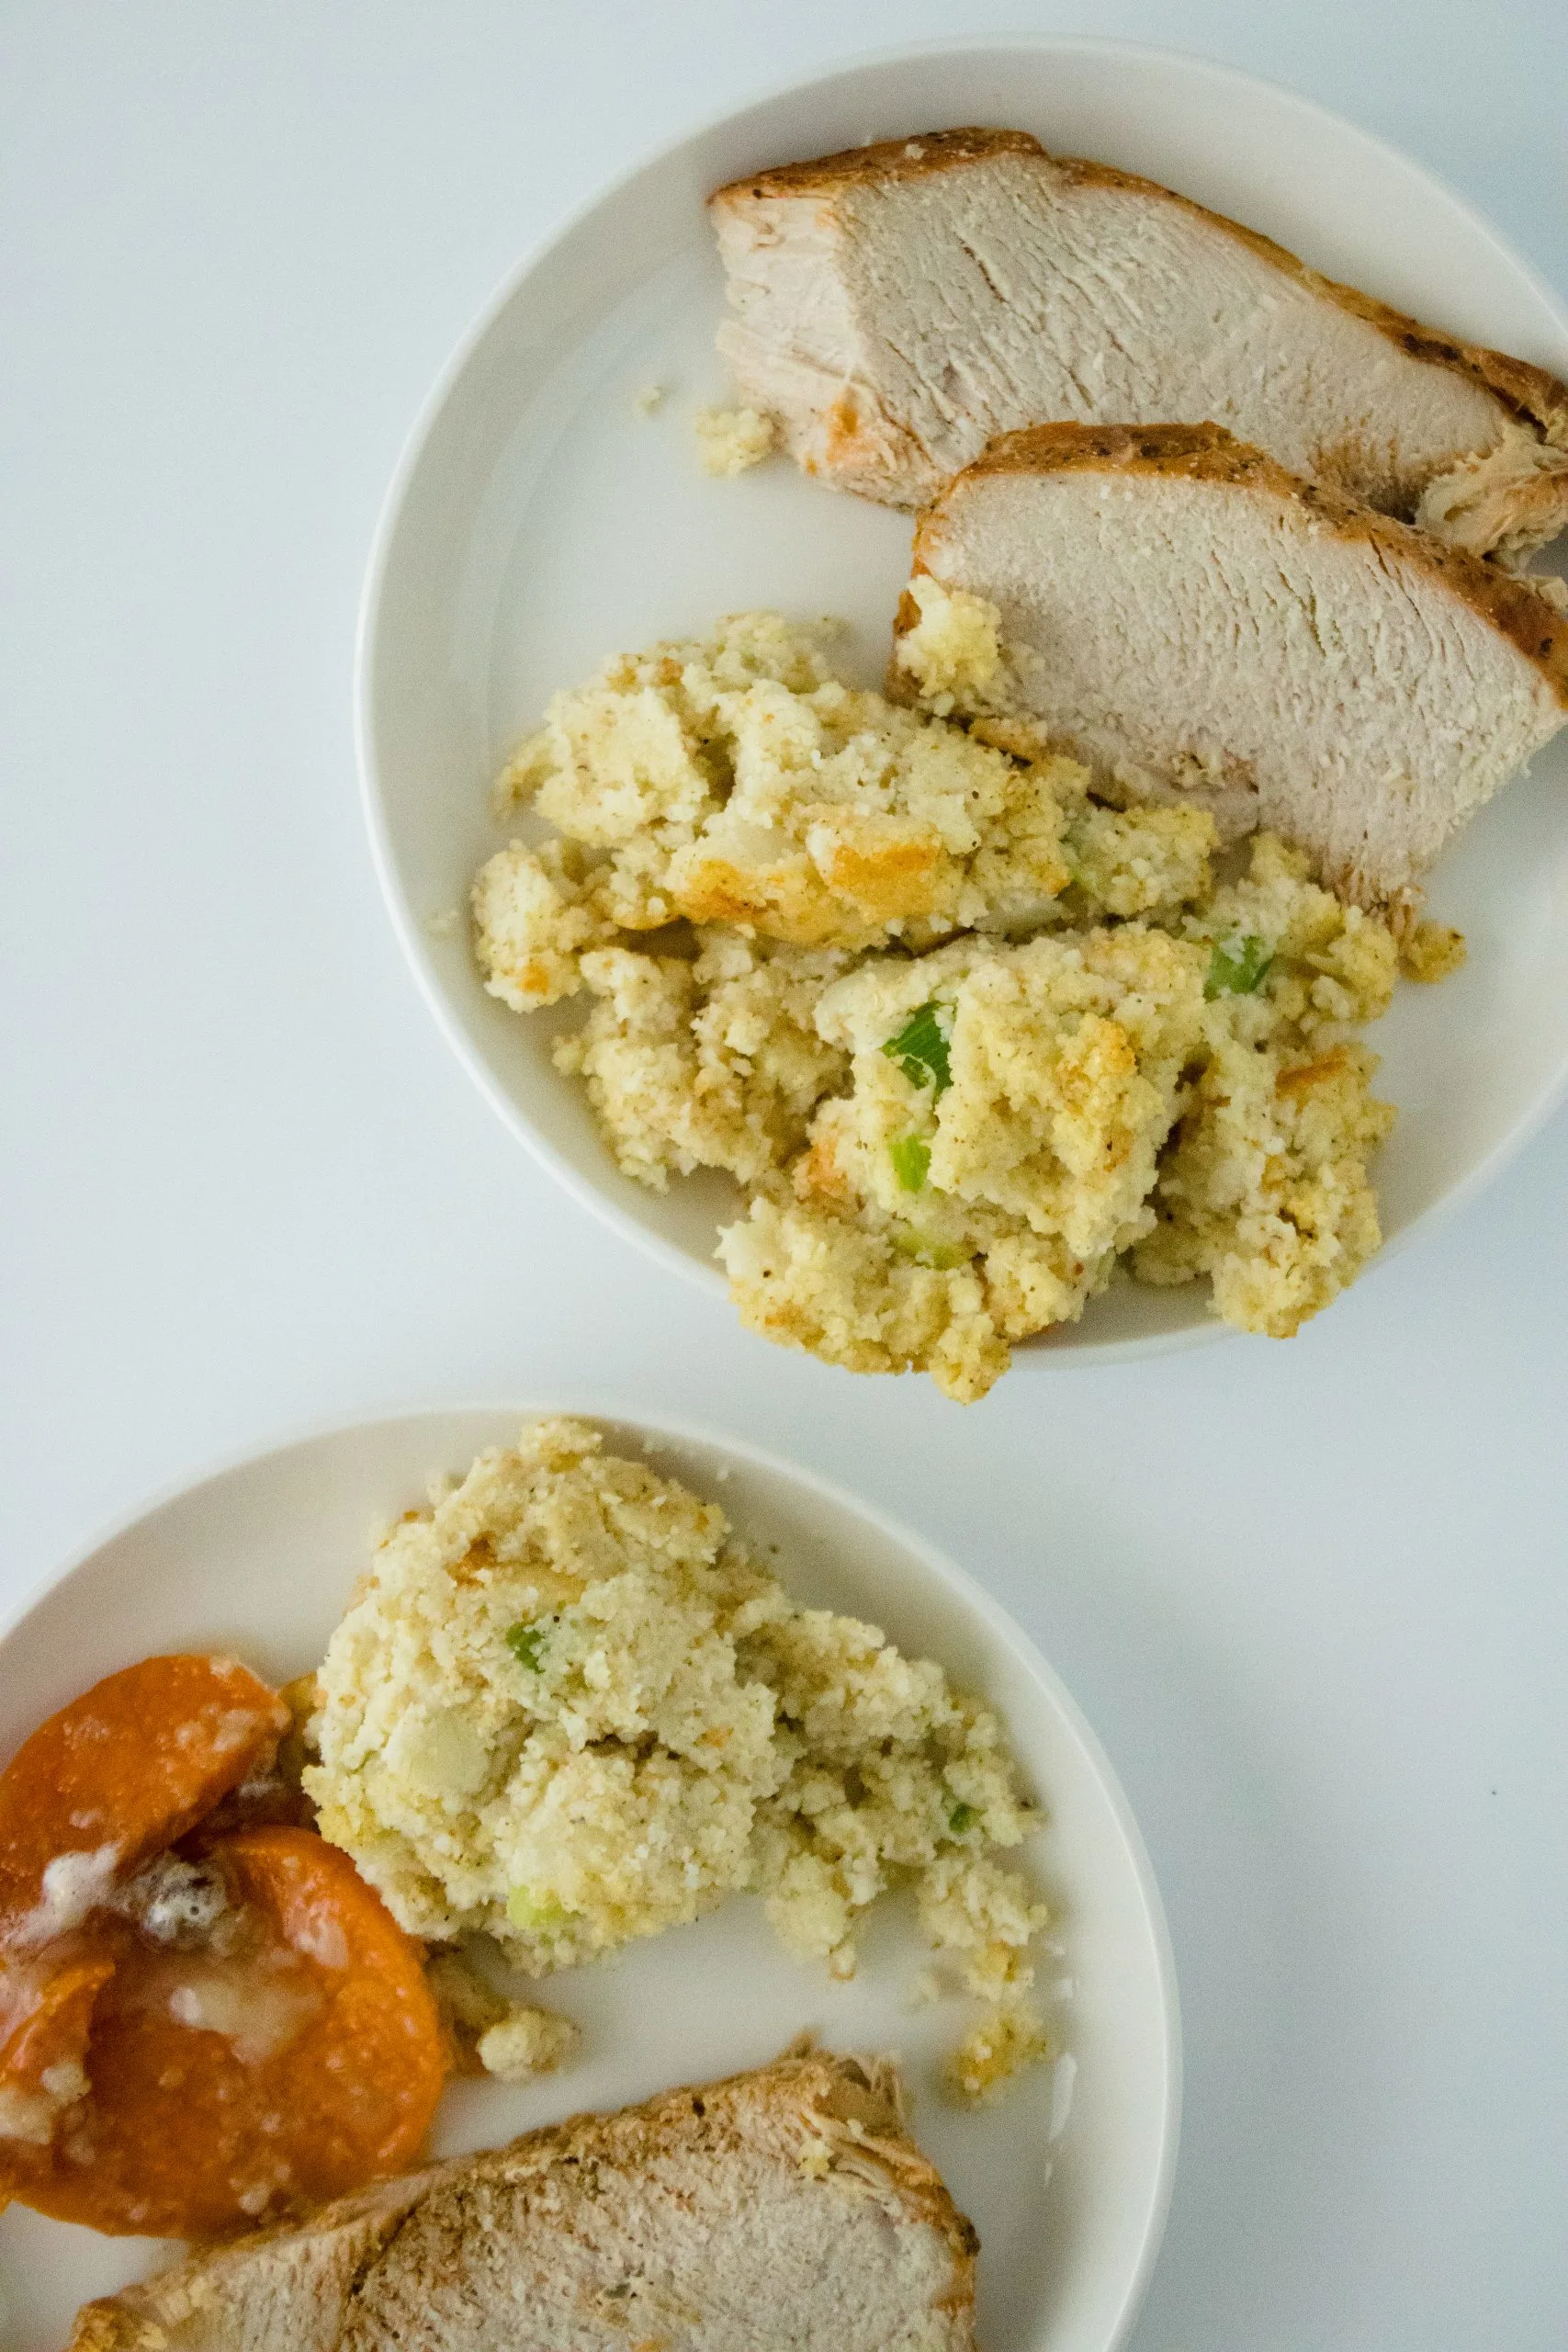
[306,1420,1050,2103]
[471,604,1438,1397]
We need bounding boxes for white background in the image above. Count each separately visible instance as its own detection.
[2,5,1564,2346]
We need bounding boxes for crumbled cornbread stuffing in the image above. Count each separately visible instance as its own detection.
[307,1419,1049,2104]
[475,2007,581,2082]
[424,1948,580,2083]
[554,931,852,1193]
[470,613,1452,1396]
[476,610,1113,955]
[945,1997,1054,2106]
[1131,834,1400,1333]
[892,575,1006,717]
[694,404,777,475]
[1399,919,1468,985]
[471,839,613,1011]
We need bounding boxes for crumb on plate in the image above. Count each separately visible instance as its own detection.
[1398,918,1468,984]
[695,404,778,476]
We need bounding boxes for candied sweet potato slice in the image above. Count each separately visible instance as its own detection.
[0,1827,444,2238]
[0,1655,289,1933]
[0,1951,114,2102]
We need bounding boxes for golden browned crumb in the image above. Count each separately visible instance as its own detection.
[944,1996,1054,2107]
[694,404,777,475]
[1399,918,1469,984]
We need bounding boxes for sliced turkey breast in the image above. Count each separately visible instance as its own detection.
[68,2052,977,2352]
[710,129,1568,559]
[64,2170,435,2352]
[893,423,1568,911]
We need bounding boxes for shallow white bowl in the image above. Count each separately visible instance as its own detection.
[357,38,1568,1362]
[0,1405,1176,2351]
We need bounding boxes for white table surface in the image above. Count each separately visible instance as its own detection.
[2,4,1564,2346]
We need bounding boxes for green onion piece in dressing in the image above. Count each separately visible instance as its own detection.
[506,1885,570,1930]
[888,1134,931,1193]
[1204,934,1274,999]
[505,1622,548,1670]
[888,1224,964,1271]
[882,1001,953,1094]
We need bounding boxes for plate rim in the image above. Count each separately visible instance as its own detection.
[354,32,1568,1367]
[0,1393,1183,2352]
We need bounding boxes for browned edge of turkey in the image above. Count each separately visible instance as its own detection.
[65,2051,978,2352]
[64,2171,437,2352]
[461,2048,978,2285]
[708,130,1568,451]
[902,422,1568,706]
[709,124,1041,196]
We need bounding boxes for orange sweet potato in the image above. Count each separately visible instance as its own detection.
[0,1827,445,2238]
[0,1951,114,2098]
[0,1655,289,1931]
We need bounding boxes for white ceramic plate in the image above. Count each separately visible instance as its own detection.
[0,1406,1177,2352]
[357,39,1568,1362]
